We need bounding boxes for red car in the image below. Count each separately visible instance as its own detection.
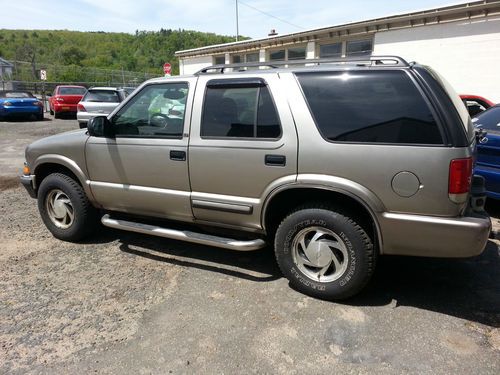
[49,85,87,118]
[460,94,495,117]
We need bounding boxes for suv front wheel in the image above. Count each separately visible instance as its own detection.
[274,207,375,300]
[37,173,98,242]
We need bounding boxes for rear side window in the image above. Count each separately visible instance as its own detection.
[296,70,443,145]
[201,82,281,139]
[84,90,120,103]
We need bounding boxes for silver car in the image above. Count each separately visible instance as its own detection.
[21,56,491,300]
[77,87,126,128]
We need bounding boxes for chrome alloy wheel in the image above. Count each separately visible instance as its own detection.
[45,189,74,229]
[291,226,349,283]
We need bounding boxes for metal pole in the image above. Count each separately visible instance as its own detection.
[235,0,239,41]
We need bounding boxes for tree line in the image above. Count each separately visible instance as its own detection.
[0,29,242,81]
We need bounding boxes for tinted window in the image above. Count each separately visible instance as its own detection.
[269,49,285,61]
[84,90,120,103]
[288,47,306,60]
[473,106,500,131]
[346,39,372,56]
[296,70,443,144]
[112,83,188,138]
[59,87,86,95]
[201,83,280,139]
[319,43,342,58]
[214,56,225,65]
[232,55,242,63]
[246,53,259,62]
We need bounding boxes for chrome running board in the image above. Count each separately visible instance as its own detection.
[101,214,266,251]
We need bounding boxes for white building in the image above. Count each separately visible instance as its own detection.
[175,1,500,102]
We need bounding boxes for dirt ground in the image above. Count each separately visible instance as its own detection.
[0,115,499,374]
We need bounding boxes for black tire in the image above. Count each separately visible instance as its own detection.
[54,111,60,119]
[49,108,54,115]
[274,206,375,300]
[36,113,44,121]
[37,173,98,242]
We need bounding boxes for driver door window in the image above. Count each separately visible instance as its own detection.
[112,83,188,138]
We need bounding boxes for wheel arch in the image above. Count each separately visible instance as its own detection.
[32,155,95,202]
[262,184,384,254]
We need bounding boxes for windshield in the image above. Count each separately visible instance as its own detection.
[59,87,86,95]
[83,90,120,103]
[473,106,500,132]
[0,91,33,98]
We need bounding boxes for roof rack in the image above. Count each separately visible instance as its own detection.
[195,55,409,75]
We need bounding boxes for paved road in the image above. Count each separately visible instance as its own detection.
[0,115,499,374]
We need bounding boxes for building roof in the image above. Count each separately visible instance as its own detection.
[175,0,500,58]
[0,57,14,67]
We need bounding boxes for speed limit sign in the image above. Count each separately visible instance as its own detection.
[40,69,47,81]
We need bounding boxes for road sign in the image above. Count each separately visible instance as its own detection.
[163,62,171,76]
[40,69,47,81]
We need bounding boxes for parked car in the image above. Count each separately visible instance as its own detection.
[460,94,494,117]
[77,87,126,128]
[21,56,490,300]
[49,85,87,118]
[0,90,44,121]
[473,104,500,199]
[121,87,137,97]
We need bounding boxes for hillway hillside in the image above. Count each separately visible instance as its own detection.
[0,29,242,80]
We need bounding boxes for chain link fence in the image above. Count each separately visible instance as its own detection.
[1,60,161,94]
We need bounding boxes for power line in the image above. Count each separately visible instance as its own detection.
[238,1,304,31]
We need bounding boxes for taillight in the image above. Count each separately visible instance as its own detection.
[449,157,472,203]
[77,103,86,112]
[33,101,43,107]
[56,97,64,102]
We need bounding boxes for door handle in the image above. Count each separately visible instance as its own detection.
[265,154,286,166]
[170,150,186,161]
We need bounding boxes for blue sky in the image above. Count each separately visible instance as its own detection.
[4,0,465,38]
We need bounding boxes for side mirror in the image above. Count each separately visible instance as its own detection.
[87,116,114,138]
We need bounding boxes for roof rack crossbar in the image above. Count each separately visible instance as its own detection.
[194,55,409,75]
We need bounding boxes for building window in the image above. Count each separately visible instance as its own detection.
[319,42,342,58]
[214,55,225,65]
[269,49,286,61]
[245,52,259,62]
[232,55,242,63]
[346,39,373,56]
[288,47,306,60]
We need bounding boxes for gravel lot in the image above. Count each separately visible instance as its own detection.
[1,115,499,374]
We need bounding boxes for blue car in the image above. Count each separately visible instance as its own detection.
[0,90,44,121]
[474,104,500,199]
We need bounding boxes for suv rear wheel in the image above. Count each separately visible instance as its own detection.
[274,206,375,300]
[37,173,98,242]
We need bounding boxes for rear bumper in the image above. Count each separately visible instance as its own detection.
[77,111,109,124]
[379,211,491,258]
[0,106,43,117]
[20,174,37,198]
[474,165,500,200]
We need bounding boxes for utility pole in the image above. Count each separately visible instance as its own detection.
[235,0,239,41]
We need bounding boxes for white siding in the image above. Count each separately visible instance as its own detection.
[374,16,500,103]
[179,55,213,75]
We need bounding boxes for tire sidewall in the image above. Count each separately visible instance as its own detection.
[37,174,91,241]
[275,209,371,299]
